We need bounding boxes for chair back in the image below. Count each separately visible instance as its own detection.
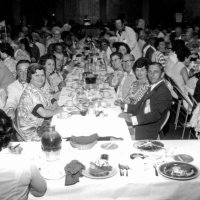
[188,92,198,110]
[173,86,193,108]
[160,110,170,132]
[164,74,177,88]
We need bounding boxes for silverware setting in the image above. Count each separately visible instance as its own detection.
[153,164,159,176]
[118,164,130,176]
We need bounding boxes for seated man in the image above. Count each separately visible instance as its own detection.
[116,54,136,100]
[119,62,172,140]
[106,52,124,90]
[5,60,30,119]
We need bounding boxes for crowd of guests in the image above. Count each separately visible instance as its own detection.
[1,15,200,199]
[1,17,200,141]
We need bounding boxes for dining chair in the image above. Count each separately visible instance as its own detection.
[172,86,194,139]
[164,74,181,129]
[187,93,198,139]
[157,110,170,140]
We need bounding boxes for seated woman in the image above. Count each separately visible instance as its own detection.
[0,109,47,199]
[124,57,150,104]
[17,63,63,141]
[39,54,64,94]
[118,42,131,56]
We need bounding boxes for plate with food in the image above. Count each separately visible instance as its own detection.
[133,140,164,152]
[158,162,199,180]
[82,155,117,179]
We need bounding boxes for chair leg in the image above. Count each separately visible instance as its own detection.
[175,100,181,130]
[181,110,189,139]
[188,128,192,139]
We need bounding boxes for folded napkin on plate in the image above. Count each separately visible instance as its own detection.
[70,133,99,145]
[64,160,85,186]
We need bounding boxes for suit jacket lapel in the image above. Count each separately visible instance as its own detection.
[142,81,165,102]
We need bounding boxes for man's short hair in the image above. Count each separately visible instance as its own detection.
[115,17,125,24]
[110,51,123,60]
[149,62,163,72]
[16,60,30,71]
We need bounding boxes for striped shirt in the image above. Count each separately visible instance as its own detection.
[151,51,166,68]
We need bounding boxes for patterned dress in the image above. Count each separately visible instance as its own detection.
[124,79,149,104]
[17,83,53,141]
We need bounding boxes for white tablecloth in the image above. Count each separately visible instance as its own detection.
[52,77,131,141]
[17,140,200,200]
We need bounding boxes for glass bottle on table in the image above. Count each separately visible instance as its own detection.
[41,126,62,161]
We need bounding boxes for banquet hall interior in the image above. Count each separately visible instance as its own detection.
[1,0,200,200]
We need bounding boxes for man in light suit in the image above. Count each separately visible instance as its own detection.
[116,54,136,101]
[119,62,172,140]
[5,60,30,119]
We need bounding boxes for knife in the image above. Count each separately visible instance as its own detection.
[64,136,123,141]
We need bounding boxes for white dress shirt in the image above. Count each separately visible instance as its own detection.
[116,26,141,60]
[5,80,27,111]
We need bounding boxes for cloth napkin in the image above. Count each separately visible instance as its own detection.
[70,133,99,145]
[64,160,85,186]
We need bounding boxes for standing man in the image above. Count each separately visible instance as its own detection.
[115,17,141,60]
[119,62,172,140]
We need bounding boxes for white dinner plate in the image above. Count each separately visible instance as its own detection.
[82,167,117,179]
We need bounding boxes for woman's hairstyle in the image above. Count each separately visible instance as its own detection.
[154,38,165,49]
[27,63,45,83]
[175,46,191,62]
[172,40,185,52]
[0,42,14,57]
[39,54,56,66]
[101,38,110,46]
[133,57,149,72]
[0,109,14,151]
[118,42,131,54]
[19,38,31,55]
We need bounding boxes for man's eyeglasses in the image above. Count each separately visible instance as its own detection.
[122,60,134,64]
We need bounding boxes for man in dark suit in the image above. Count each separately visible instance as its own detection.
[119,62,172,140]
